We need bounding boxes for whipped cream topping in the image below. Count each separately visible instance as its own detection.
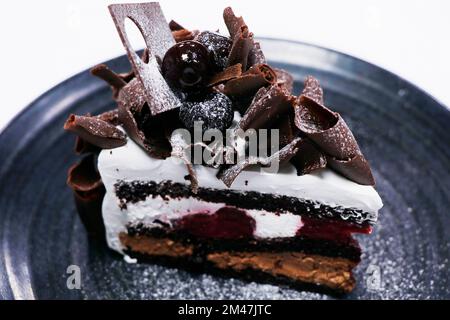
[98,135,383,213]
[98,134,382,254]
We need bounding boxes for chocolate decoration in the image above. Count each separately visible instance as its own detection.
[274,68,294,93]
[223,7,246,39]
[67,155,106,237]
[74,136,100,155]
[91,64,127,97]
[67,154,103,192]
[291,139,327,175]
[248,41,266,66]
[227,26,252,71]
[64,114,127,149]
[302,75,324,105]
[294,94,375,185]
[327,154,374,185]
[172,29,195,42]
[97,109,121,126]
[218,137,303,187]
[223,7,253,71]
[117,78,172,159]
[73,110,121,154]
[109,3,181,115]
[207,64,242,87]
[275,111,297,147]
[239,84,295,131]
[169,20,184,31]
[92,49,150,99]
[223,64,277,100]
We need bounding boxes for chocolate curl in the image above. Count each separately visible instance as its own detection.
[117,79,172,159]
[91,50,150,99]
[218,137,302,187]
[223,63,277,100]
[91,64,127,96]
[73,110,121,154]
[207,64,242,87]
[74,136,100,155]
[227,26,253,70]
[172,29,195,42]
[223,7,263,70]
[64,114,127,149]
[291,139,327,175]
[223,7,246,39]
[275,111,297,147]
[274,68,294,93]
[67,155,106,237]
[302,75,324,105]
[239,84,295,131]
[248,41,266,66]
[169,20,184,31]
[109,3,181,115]
[96,109,121,126]
[295,95,375,185]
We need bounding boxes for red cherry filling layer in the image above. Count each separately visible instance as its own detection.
[173,206,371,243]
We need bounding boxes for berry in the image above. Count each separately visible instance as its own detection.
[161,40,212,92]
[179,91,234,131]
[196,31,232,71]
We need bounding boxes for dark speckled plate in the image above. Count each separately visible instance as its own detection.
[0,39,449,300]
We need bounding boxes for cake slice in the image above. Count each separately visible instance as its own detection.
[64,2,383,294]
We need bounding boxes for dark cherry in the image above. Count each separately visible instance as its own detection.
[179,91,234,131]
[195,31,232,71]
[161,40,212,92]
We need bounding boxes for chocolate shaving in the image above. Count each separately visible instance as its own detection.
[302,75,324,105]
[64,114,127,149]
[117,79,172,159]
[223,7,246,39]
[239,84,295,131]
[294,94,374,185]
[208,63,242,87]
[248,41,266,66]
[274,68,294,93]
[91,49,150,98]
[169,20,184,31]
[223,63,277,100]
[227,26,252,71]
[172,29,195,42]
[96,109,121,126]
[109,3,181,115]
[218,137,302,187]
[291,138,327,175]
[327,154,374,185]
[91,64,127,96]
[274,110,297,147]
[73,110,121,154]
[223,7,253,70]
[67,154,103,192]
[67,155,106,236]
[74,136,100,155]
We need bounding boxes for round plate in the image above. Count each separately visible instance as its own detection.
[0,39,449,300]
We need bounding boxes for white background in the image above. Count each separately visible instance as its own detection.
[1,0,449,131]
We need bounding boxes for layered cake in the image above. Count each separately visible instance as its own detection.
[65,2,382,294]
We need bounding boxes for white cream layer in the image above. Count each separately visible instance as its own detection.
[98,136,383,253]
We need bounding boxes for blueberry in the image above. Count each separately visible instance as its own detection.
[161,40,212,92]
[179,91,234,131]
[196,31,232,71]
